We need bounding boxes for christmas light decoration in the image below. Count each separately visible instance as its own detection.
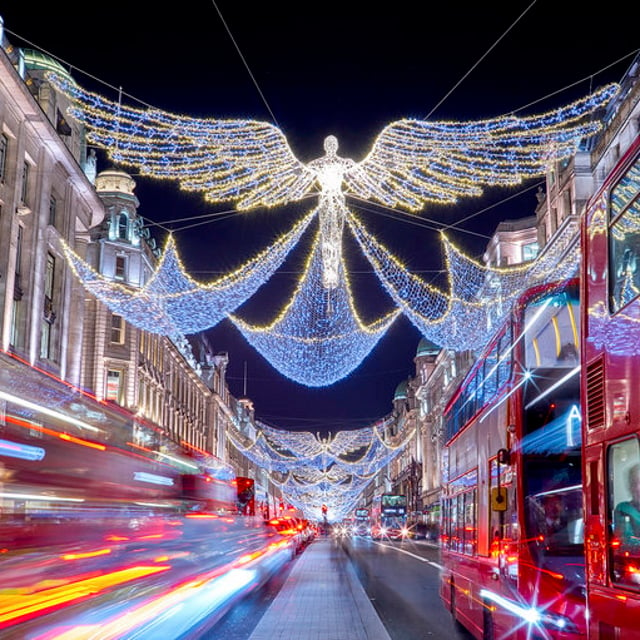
[39,67,625,520]
[347,212,581,352]
[48,71,617,291]
[226,416,413,521]
[59,211,314,336]
[229,229,400,386]
[46,72,617,389]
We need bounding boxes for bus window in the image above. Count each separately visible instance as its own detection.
[463,489,477,555]
[523,289,580,369]
[608,437,640,588]
[609,157,640,313]
[521,380,583,579]
[496,327,512,387]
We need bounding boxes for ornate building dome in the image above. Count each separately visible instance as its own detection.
[95,168,137,198]
[416,337,439,358]
[393,379,408,401]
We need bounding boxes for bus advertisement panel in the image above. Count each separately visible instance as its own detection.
[440,279,584,639]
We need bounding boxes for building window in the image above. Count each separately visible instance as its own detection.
[21,161,29,205]
[522,242,539,262]
[40,253,56,360]
[49,195,57,227]
[10,226,24,349]
[105,369,124,404]
[114,255,127,281]
[0,134,7,182]
[118,212,129,240]
[110,314,125,344]
[43,252,56,323]
[14,225,23,301]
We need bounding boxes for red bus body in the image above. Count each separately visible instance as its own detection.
[440,279,585,639]
[581,136,640,638]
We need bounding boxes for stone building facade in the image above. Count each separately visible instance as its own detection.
[0,21,277,504]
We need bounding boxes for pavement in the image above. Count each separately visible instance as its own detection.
[248,536,392,640]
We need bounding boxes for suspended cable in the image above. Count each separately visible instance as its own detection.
[209,0,280,127]
[426,0,538,118]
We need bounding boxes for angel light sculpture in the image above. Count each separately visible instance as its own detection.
[47,73,618,292]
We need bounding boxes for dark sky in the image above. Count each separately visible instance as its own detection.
[2,2,638,432]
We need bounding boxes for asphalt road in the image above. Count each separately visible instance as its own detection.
[343,536,475,640]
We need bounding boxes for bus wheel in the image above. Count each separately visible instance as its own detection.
[482,603,494,640]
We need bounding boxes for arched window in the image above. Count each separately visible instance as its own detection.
[118,212,129,240]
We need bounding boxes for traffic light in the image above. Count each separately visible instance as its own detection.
[321,504,327,515]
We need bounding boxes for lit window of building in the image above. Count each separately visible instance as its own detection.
[105,369,124,403]
[522,241,539,262]
[114,255,127,281]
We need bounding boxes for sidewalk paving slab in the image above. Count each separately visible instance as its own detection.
[248,537,391,640]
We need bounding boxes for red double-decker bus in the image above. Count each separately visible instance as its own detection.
[440,278,584,639]
[581,135,640,638]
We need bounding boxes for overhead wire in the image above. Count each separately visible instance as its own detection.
[425,0,538,119]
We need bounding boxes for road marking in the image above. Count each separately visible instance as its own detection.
[370,541,442,569]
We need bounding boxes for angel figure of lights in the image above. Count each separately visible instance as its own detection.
[48,73,618,292]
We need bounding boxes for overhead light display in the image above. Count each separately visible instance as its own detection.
[44,72,619,516]
[227,416,412,521]
[49,69,616,302]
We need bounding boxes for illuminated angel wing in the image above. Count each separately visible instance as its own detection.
[345,84,619,211]
[47,72,316,210]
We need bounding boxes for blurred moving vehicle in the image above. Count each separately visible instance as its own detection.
[0,359,298,638]
[352,522,370,537]
[370,521,412,541]
[266,516,311,555]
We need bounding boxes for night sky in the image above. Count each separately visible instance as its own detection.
[2,2,638,432]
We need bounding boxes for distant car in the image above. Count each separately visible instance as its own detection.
[352,523,370,537]
[371,524,412,541]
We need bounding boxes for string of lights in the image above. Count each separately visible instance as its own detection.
[49,70,617,296]
[229,228,401,386]
[346,212,581,352]
[45,72,618,517]
[226,416,413,520]
[59,210,314,336]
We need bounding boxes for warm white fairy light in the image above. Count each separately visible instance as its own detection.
[229,229,400,386]
[59,211,314,336]
[42,61,622,520]
[347,212,581,352]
